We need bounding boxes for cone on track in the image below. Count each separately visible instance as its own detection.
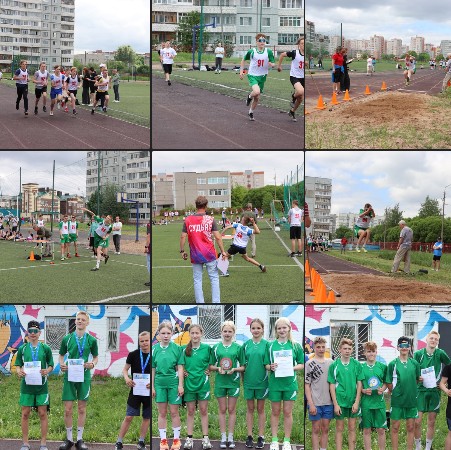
[29,251,35,261]
[314,279,327,303]
[315,94,326,110]
[327,289,336,303]
[331,91,340,105]
[343,89,351,101]
[309,268,318,295]
[305,259,311,279]
[364,85,371,95]
[381,81,387,91]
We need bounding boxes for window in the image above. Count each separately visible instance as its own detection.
[262,17,270,27]
[197,178,206,184]
[240,0,252,6]
[278,34,299,44]
[404,323,417,358]
[240,17,252,26]
[107,317,120,351]
[209,189,228,196]
[198,305,236,342]
[262,0,270,7]
[198,190,205,196]
[280,0,302,7]
[240,36,253,45]
[46,317,75,351]
[330,321,371,361]
[279,16,301,27]
[208,177,228,184]
[268,305,283,339]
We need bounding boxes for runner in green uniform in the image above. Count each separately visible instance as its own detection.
[15,320,54,450]
[360,342,388,450]
[327,338,364,450]
[414,331,450,450]
[386,336,421,450]
[264,317,304,450]
[209,321,244,449]
[58,311,99,450]
[152,320,184,450]
[240,318,269,449]
[180,324,213,450]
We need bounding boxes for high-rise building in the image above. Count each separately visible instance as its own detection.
[369,35,385,59]
[387,38,402,57]
[305,176,332,239]
[230,170,264,189]
[440,40,451,57]
[410,35,425,54]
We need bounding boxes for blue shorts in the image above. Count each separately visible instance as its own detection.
[50,88,62,99]
[126,404,150,419]
[308,404,334,421]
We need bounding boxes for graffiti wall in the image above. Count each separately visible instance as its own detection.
[0,304,150,377]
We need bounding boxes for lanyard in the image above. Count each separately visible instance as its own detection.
[140,349,150,374]
[75,333,87,358]
[30,343,40,362]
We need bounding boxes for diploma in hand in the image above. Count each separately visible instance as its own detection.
[24,361,42,385]
[68,358,85,382]
[274,350,294,378]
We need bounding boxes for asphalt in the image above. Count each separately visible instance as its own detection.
[0,440,141,450]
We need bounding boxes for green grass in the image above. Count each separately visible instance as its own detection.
[0,238,149,303]
[152,371,304,444]
[152,52,243,64]
[151,219,304,303]
[0,375,149,443]
[308,58,423,74]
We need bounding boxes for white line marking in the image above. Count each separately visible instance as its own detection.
[153,264,300,269]
[94,290,150,303]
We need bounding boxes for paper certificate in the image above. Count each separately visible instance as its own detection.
[133,373,150,396]
[24,361,42,385]
[217,257,229,275]
[67,358,85,382]
[421,366,437,389]
[274,349,294,378]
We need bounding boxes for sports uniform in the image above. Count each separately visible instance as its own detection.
[305,357,334,420]
[59,220,70,244]
[227,223,254,255]
[34,69,49,114]
[240,338,269,400]
[354,209,373,237]
[14,67,29,113]
[243,47,275,93]
[95,75,109,110]
[125,348,150,418]
[288,206,303,240]
[160,47,177,75]
[93,220,112,249]
[68,220,79,247]
[50,73,65,99]
[287,49,304,88]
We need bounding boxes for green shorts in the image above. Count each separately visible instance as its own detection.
[390,406,418,420]
[247,74,267,93]
[268,390,297,402]
[417,389,441,413]
[60,235,70,244]
[155,384,182,404]
[69,234,78,243]
[244,387,269,401]
[354,225,369,238]
[20,392,50,407]
[335,406,361,420]
[93,234,109,249]
[361,406,388,429]
[62,379,91,402]
[183,387,211,402]
[214,387,240,398]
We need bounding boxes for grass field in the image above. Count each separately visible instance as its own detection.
[152,371,304,444]
[151,219,304,303]
[0,375,149,444]
[152,51,244,65]
[0,238,149,303]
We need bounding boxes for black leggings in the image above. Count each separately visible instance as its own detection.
[16,84,28,111]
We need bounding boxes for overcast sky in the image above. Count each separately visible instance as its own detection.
[306,151,451,219]
[152,151,304,187]
[74,0,150,54]
[0,151,86,197]
[307,0,451,47]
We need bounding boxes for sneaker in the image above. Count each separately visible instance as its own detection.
[61,257,65,261]
[220,441,227,449]
[355,247,361,252]
[103,107,107,112]
[296,251,303,256]
[114,443,123,450]
[58,440,74,450]
[73,110,77,115]
[256,437,265,449]
[20,445,31,450]
[245,436,254,448]
[290,92,296,108]
[137,441,146,450]
[75,253,80,257]
[362,247,368,253]
[40,446,49,450]
[24,111,28,116]
[248,112,254,121]
[260,265,267,272]
[91,109,95,114]
[228,441,235,449]
[43,106,47,112]
[50,111,54,116]
[64,107,69,112]
[91,267,99,271]
[220,271,230,277]
[160,440,170,450]
[171,439,181,450]
[57,102,60,110]
[67,254,71,258]
[270,443,279,450]
[34,106,38,115]
[144,281,151,286]
[250,254,256,257]
[168,81,172,86]
[117,252,120,255]
[88,103,93,107]
[289,252,296,257]
[183,438,193,450]
[246,93,252,106]
[75,441,88,450]
[104,255,109,264]
[201,437,212,450]
[281,442,291,450]
[16,101,20,110]
[288,110,297,122]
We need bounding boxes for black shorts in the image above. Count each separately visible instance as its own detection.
[227,244,247,255]
[89,236,94,248]
[163,63,173,74]
[290,226,302,239]
[96,91,108,100]
[68,89,77,97]
[12,226,17,232]
[290,76,304,88]
[35,86,47,98]
[333,68,342,82]
[433,255,442,261]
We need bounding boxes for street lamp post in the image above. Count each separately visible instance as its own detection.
[441,183,451,243]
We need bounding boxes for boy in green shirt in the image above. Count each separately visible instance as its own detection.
[15,320,54,450]
[386,336,421,450]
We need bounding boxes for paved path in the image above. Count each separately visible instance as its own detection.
[1,440,139,450]
[307,251,384,275]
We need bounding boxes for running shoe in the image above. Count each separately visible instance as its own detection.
[228,441,235,449]
[73,110,77,115]
[16,101,19,110]
[220,271,230,277]
[50,111,54,116]
[183,438,193,450]
[114,443,123,450]
[220,441,227,449]
[170,439,181,450]
[288,110,297,122]
[58,440,74,450]
[90,267,99,271]
[91,109,95,115]
[269,443,279,450]
[201,437,212,450]
[137,441,146,450]
[60,257,65,261]
[362,247,368,253]
[245,436,254,448]
[248,112,254,121]
[256,437,265,449]
[246,93,252,106]
[75,253,80,257]
[104,255,109,264]
[290,92,296,108]
[34,106,38,115]
[160,440,169,450]
[260,265,267,272]
[355,247,361,252]
[75,440,88,450]
[289,252,296,257]
[24,111,28,116]
[43,106,47,112]
[64,107,69,112]
[168,80,172,86]
[281,442,291,450]
[57,102,60,110]
[103,107,107,112]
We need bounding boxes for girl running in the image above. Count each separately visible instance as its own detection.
[91,68,110,114]
[31,62,49,114]
[49,65,66,116]
[264,317,304,450]
[180,324,213,450]
[240,318,269,449]
[152,321,184,450]
[65,67,81,115]
[209,321,244,449]
[13,60,29,116]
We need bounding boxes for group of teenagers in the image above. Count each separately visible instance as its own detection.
[152,317,304,450]
[13,60,120,117]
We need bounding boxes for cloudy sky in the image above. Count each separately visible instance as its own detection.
[307,0,451,47]
[0,151,86,197]
[74,0,150,54]
[152,151,304,187]
[306,151,451,219]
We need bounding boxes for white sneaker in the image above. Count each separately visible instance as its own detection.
[355,247,360,252]
[228,441,235,449]
[270,442,279,450]
[117,252,120,255]
[362,247,368,252]
[282,442,291,450]
[201,437,212,450]
[183,438,193,450]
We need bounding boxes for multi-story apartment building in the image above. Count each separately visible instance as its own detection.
[305,176,331,239]
[230,170,264,189]
[152,173,174,215]
[60,194,84,217]
[387,38,402,57]
[0,0,75,69]
[410,35,424,54]
[369,35,384,59]
[440,40,451,57]
[126,152,151,223]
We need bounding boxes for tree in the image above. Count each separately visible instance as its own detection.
[231,185,248,208]
[409,50,417,58]
[417,52,430,62]
[137,65,150,75]
[334,225,353,239]
[176,11,206,53]
[384,204,403,228]
[212,39,234,58]
[86,183,130,221]
[114,45,137,69]
[418,195,441,218]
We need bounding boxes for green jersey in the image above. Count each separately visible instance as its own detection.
[180,343,212,393]
[386,357,420,408]
[15,342,54,395]
[328,358,364,408]
[414,347,451,391]
[264,340,304,392]
[240,338,269,390]
[360,361,387,409]
[59,332,99,383]
[210,341,243,389]
[152,341,183,388]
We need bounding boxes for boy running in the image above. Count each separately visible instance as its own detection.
[32,62,49,114]
[49,65,66,116]
[91,68,110,114]
[68,215,80,258]
[59,215,70,261]
[13,60,29,116]
[240,34,276,121]
[65,67,81,115]
[15,320,54,450]
[160,41,177,86]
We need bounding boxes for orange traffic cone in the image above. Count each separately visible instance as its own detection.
[315,94,326,110]
[29,251,35,261]
[305,259,311,279]
[343,89,351,101]
[364,85,371,95]
[314,279,327,303]
[331,91,340,105]
[309,269,319,296]
[327,289,336,303]
[381,81,387,91]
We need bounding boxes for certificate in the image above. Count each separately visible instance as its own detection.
[274,350,294,378]
[217,257,229,275]
[68,358,85,382]
[133,373,150,397]
[421,366,437,389]
[24,361,42,386]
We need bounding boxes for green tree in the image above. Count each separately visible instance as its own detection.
[137,65,150,75]
[384,204,403,228]
[86,183,130,220]
[417,52,430,62]
[176,11,206,52]
[334,225,353,239]
[212,39,234,58]
[436,53,444,62]
[418,195,441,218]
[231,185,248,208]
[409,50,417,58]
[114,45,137,68]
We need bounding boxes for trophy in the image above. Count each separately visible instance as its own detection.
[368,376,380,390]
[219,357,233,374]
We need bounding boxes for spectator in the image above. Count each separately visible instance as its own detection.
[81,67,90,105]
[214,42,225,74]
[391,220,413,274]
[331,47,344,94]
[112,216,123,254]
[112,68,120,102]
[432,237,443,271]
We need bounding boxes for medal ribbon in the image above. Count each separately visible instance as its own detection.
[140,349,150,374]
[30,342,40,362]
[76,333,87,359]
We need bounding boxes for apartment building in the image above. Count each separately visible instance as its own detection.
[305,176,332,239]
[230,170,264,189]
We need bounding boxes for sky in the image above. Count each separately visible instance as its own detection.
[307,0,451,48]
[152,151,303,187]
[74,0,150,54]
[0,151,87,197]
[306,151,451,219]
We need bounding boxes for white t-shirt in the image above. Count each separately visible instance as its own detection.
[288,207,303,226]
[112,221,122,235]
[37,219,45,227]
[232,223,253,248]
[215,47,225,58]
[289,49,304,78]
[161,48,177,65]
[367,57,373,67]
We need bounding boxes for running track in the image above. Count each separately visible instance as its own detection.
[0,83,150,149]
[152,76,303,149]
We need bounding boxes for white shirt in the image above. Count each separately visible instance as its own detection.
[37,219,45,227]
[367,57,373,67]
[232,223,253,248]
[112,221,122,235]
[215,47,225,58]
[290,49,304,78]
[288,207,303,226]
[161,48,177,64]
